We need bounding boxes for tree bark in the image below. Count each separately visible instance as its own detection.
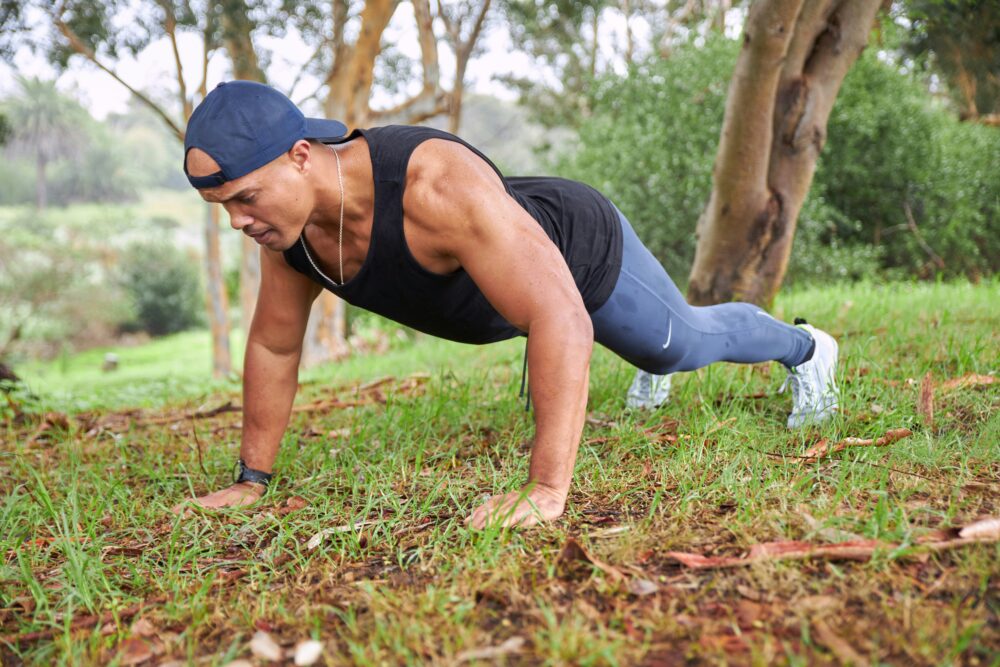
[324,0,400,129]
[220,0,266,339]
[203,202,232,377]
[687,0,884,308]
[440,0,492,134]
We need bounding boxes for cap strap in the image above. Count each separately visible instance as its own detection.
[187,170,228,189]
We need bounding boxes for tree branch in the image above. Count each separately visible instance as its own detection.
[160,2,192,120]
[51,14,185,141]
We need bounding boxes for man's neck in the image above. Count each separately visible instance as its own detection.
[307,137,374,234]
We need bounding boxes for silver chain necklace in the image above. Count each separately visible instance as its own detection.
[299,145,346,287]
[334,145,345,285]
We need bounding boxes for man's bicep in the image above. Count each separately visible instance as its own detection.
[452,193,588,332]
[408,140,590,332]
[250,248,321,354]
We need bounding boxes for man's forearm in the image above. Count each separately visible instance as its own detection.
[240,337,302,473]
[525,314,593,496]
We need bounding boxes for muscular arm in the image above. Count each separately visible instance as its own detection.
[404,140,594,526]
[241,247,321,472]
[176,247,319,510]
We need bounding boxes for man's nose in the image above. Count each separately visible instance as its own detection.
[229,211,253,231]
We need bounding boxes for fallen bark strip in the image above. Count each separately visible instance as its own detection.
[939,373,995,392]
[666,516,1000,570]
[802,428,913,462]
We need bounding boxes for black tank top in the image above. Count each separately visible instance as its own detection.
[282,125,622,345]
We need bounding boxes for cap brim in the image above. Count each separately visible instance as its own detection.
[304,117,348,142]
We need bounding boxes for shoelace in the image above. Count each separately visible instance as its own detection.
[779,370,818,414]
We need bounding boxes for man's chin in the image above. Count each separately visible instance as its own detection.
[252,230,292,251]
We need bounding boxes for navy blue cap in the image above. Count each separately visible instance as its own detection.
[183,81,347,189]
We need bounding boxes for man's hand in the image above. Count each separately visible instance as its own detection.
[464,483,567,529]
[170,482,266,515]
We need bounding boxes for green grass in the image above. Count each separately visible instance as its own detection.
[1,280,998,665]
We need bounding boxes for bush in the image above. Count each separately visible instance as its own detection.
[118,242,203,336]
[553,36,737,282]
[817,51,1000,278]
[0,209,132,360]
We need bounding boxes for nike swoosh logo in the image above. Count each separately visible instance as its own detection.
[662,319,673,349]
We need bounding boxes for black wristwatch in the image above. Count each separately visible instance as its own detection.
[234,459,273,489]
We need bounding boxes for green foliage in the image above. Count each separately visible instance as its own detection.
[0,109,10,145]
[818,50,1000,278]
[557,37,999,284]
[0,155,36,204]
[501,0,614,129]
[900,0,1000,117]
[0,79,142,206]
[118,242,203,336]
[0,209,131,362]
[554,36,735,281]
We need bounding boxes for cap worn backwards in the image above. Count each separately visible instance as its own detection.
[183,81,347,190]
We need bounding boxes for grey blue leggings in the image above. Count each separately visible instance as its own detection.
[590,209,815,374]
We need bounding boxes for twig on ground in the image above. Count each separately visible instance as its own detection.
[190,421,209,478]
[801,428,913,462]
[665,516,1000,570]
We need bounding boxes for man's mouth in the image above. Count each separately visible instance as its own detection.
[246,229,272,243]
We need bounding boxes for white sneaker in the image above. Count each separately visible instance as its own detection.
[780,322,839,429]
[626,370,672,409]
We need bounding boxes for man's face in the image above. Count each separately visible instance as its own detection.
[186,143,313,252]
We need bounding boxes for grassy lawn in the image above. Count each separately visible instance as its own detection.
[2,280,998,665]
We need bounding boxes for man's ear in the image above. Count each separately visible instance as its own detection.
[288,139,312,174]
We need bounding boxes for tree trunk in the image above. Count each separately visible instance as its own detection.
[449,71,466,134]
[221,0,266,339]
[687,0,884,308]
[203,202,232,377]
[324,0,399,129]
[302,292,349,366]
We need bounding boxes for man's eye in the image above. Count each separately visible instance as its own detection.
[240,195,256,204]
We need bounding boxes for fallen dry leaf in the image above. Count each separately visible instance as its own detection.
[293,639,323,666]
[958,517,1000,541]
[116,637,157,666]
[130,617,157,638]
[917,372,934,428]
[797,595,841,616]
[736,599,766,628]
[558,537,626,582]
[455,636,526,662]
[699,633,749,654]
[812,617,869,667]
[306,520,378,550]
[940,373,995,391]
[249,630,283,662]
[627,578,660,596]
[278,496,309,514]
